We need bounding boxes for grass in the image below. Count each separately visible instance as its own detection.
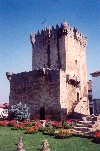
[0,127,100,151]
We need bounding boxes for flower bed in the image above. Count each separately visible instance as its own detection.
[0,119,77,140]
[11,123,26,130]
[52,121,63,129]
[38,126,45,132]
[63,120,77,129]
[23,120,33,127]
[0,120,8,127]
[42,127,55,136]
[25,126,38,134]
[7,120,17,127]
[54,129,71,139]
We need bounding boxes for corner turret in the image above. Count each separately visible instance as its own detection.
[6,72,13,81]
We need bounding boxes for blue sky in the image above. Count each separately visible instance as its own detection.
[0,0,100,103]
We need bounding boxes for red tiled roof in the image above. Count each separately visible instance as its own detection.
[0,105,5,108]
[0,103,9,108]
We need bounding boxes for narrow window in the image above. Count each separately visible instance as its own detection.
[77,92,79,102]
[75,60,77,65]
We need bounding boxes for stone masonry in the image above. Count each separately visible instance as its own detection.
[6,20,89,120]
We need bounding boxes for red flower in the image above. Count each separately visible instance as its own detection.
[27,126,38,132]
[23,120,32,126]
[52,121,59,126]
[0,120,8,126]
[10,120,17,125]
[74,120,78,123]
[95,131,100,138]
[35,119,39,122]
[35,121,41,127]
[66,120,71,123]
[46,119,50,123]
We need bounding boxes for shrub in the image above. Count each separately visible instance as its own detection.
[94,131,100,138]
[93,131,100,144]
[42,127,55,136]
[63,122,72,129]
[34,119,39,122]
[66,120,71,123]
[74,120,79,123]
[52,121,62,129]
[35,121,41,127]
[54,129,71,139]
[45,122,51,127]
[46,119,51,123]
[25,126,38,134]
[63,120,77,129]
[9,102,30,121]
[11,123,26,130]
[23,120,32,127]
[38,126,45,132]
[32,121,36,126]
[7,120,17,127]
[0,120,8,127]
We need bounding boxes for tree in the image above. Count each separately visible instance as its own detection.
[9,102,30,121]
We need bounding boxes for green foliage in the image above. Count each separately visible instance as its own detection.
[54,129,71,139]
[38,126,45,132]
[42,127,55,136]
[0,127,100,151]
[45,123,51,127]
[63,122,72,129]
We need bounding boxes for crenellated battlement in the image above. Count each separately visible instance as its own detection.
[7,68,61,77]
[6,68,61,83]
[30,20,87,47]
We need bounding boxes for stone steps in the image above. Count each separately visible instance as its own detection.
[82,115,97,121]
[71,130,83,135]
[71,115,100,135]
[72,127,94,135]
[79,121,93,124]
[71,129,91,135]
[76,123,92,128]
[74,126,90,132]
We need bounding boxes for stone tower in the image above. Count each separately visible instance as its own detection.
[7,20,89,120]
[30,20,89,117]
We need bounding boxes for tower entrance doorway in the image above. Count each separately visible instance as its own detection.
[40,107,45,120]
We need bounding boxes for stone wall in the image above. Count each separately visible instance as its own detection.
[9,69,62,120]
[64,26,89,116]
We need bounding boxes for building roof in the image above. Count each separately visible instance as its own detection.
[87,80,92,91]
[0,103,9,108]
[90,70,100,76]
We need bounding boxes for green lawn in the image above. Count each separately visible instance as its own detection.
[0,127,100,151]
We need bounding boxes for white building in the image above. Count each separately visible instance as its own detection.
[90,71,100,114]
[0,103,9,119]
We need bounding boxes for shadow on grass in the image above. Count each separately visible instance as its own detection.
[72,133,100,145]
[91,139,100,144]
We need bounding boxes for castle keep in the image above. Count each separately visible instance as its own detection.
[6,20,89,120]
